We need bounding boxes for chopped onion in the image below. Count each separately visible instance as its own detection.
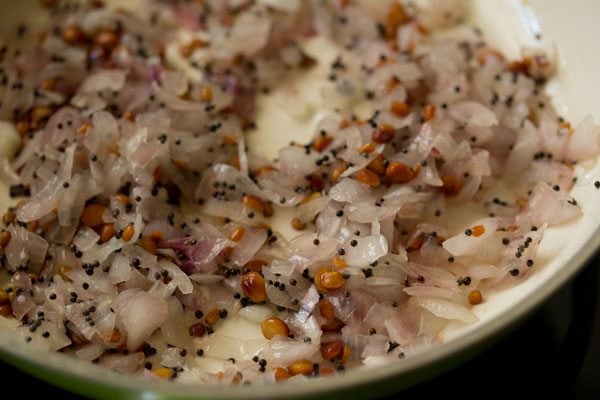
[343,235,388,267]
[409,296,478,324]
[0,0,593,384]
[117,290,169,351]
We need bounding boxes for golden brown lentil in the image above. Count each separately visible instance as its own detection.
[390,100,411,117]
[241,271,267,303]
[205,308,221,326]
[0,230,11,250]
[385,162,418,184]
[241,195,264,212]
[291,217,306,231]
[315,267,346,292]
[313,135,334,152]
[273,367,290,381]
[468,290,483,305]
[422,104,436,122]
[81,204,107,228]
[355,169,381,187]
[471,224,485,237]
[122,224,135,242]
[229,226,246,242]
[321,317,345,333]
[287,359,314,376]
[440,175,463,197]
[0,305,12,317]
[153,368,173,379]
[261,317,290,340]
[318,299,335,320]
[321,340,344,361]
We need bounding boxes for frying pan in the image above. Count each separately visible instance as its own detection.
[0,0,599,398]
